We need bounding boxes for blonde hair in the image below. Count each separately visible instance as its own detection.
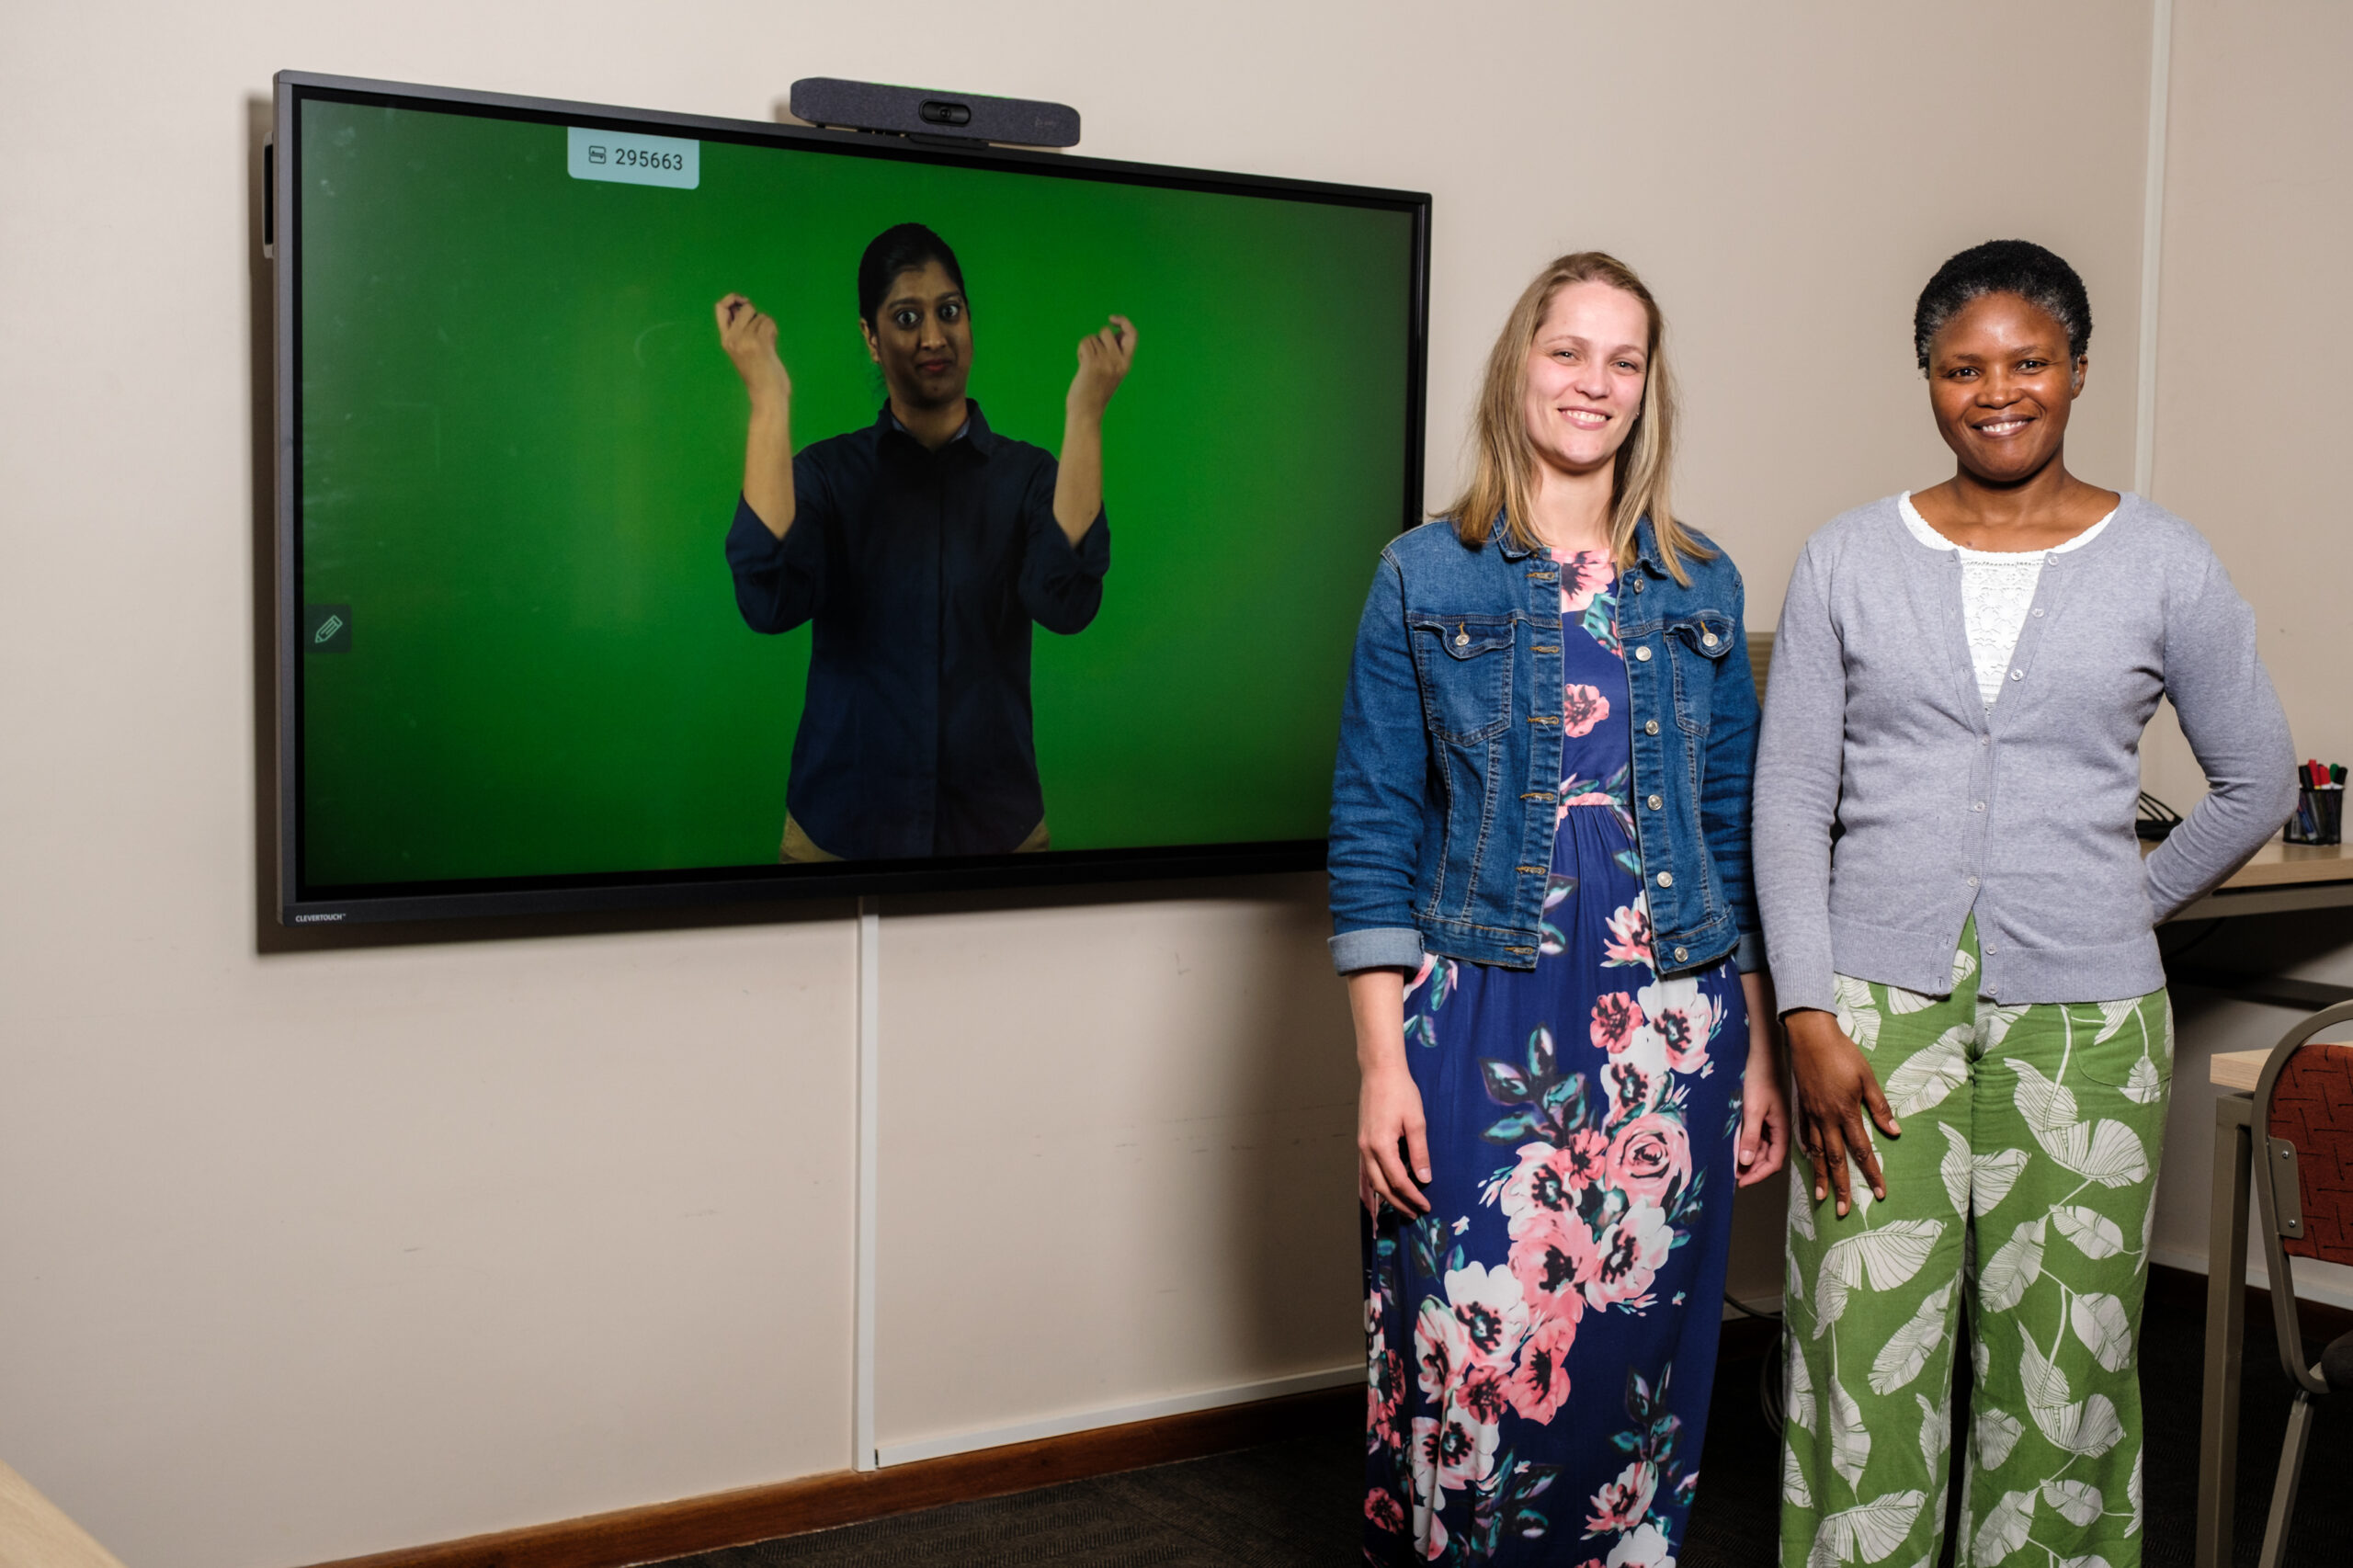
[1441,251,1711,584]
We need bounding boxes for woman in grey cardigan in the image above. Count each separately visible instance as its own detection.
[1756,241,2293,1568]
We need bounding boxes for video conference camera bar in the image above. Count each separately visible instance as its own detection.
[787,78,1081,150]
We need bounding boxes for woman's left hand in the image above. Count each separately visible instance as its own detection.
[1066,315,1137,417]
[1735,971,1790,1187]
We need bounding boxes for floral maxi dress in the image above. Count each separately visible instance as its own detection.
[1364,550,1750,1567]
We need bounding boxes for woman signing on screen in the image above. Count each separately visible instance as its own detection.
[1759,242,2293,1568]
[1332,253,1788,1567]
[714,222,1137,861]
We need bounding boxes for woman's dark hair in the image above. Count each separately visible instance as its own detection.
[1913,239,2092,372]
[858,222,966,325]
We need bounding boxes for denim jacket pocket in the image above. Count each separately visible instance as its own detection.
[1667,609,1736,735]
[1409,613,1517,744]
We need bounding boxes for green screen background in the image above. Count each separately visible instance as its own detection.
[297,98,1414,887]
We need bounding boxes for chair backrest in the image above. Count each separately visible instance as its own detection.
[2253,1001,2353,1394]
[2268,1035,2353,1265]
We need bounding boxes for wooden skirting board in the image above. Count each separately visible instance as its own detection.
[293,1385,1353,1568]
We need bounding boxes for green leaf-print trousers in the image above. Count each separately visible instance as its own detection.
[1779,917,2169,1568]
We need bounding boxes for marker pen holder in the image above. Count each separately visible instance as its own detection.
[2286,783,2343,846]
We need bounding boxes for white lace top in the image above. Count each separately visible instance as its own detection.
[1898,493,2116,709]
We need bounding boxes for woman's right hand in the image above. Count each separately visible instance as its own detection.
[1347,967,1430,1219]
[1358,1062,1432,1219]
[714,293,791,406]
[1784,1007,1901,1219]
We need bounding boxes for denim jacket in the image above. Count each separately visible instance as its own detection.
[1328,516,1762,977]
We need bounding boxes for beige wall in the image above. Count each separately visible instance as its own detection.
[2142,0,2353,810]
[2139,0,2353,1304]
[0,2,2251,1565]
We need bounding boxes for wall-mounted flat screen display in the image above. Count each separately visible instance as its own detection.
[272,72,1429,922]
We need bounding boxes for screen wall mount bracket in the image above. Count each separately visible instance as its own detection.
[784,77,1079,149]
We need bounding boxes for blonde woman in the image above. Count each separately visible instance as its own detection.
[1332,253,1788,1566]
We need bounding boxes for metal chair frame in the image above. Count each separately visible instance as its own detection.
[2246,998,2353,1568]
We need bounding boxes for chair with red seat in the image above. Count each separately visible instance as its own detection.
[2249,997,2353,1568]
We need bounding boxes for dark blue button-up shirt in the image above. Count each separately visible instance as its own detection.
[725,400,1110,860]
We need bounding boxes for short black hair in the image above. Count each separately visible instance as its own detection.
[1913,239,2092,372]
[858,222,966,326]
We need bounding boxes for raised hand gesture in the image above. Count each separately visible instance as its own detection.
[714,293,794,537]
[1066,315,1137,420]
[714,292,791,409]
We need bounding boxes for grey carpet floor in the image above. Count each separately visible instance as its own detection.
[662,1290,2353,1566]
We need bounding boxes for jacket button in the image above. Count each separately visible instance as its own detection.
[1674,947,1688,962]
[1647,794,1663,810]
[1655,871,1674,888]
[1633,579,1644,593]
[1644,721,1659,735]
[1702,633,1718,648]
[1634,646,1653,663]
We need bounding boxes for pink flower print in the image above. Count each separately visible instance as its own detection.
[1365,1488,1406,1533]
[1585,1459,1658,1536]
[1499,1135,1606,1236]
[1606,1522,1677,1567]
[1368,1315,1404,1449]
[1402,1497,1439,1553]
[1590,992,1643,1053]
[1606,1112,1692,1209]
[1411,1405,1499,1496]
[1638,977,1723,1074]
[1411,1487,1449,1562]
[1562,683,1610,737]
[1583,1201,1674,1312]
[1563,1128,1610,1187]
[1600,1017,1668,1122]
[1603,901,1654,967]
[1443,1260,1530,1369]
[1603,1056,1657,1122]
[1556,549,1616,614]
[1506,1304,1578,1422]
[1456,1358,1513,1426]
[1414,1296,1469,1400]
[1508,1214,1602,1304]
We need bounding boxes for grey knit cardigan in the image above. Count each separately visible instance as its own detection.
[1754,493,2295,1014]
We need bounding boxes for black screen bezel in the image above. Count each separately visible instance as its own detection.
[271,71,1431,926]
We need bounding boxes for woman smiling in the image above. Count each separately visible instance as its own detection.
[714,222,1135,861]
[1757,240,2295,1568]
[1333,252,1787,1566]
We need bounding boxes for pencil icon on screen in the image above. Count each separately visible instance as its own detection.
[313,613,345,644]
